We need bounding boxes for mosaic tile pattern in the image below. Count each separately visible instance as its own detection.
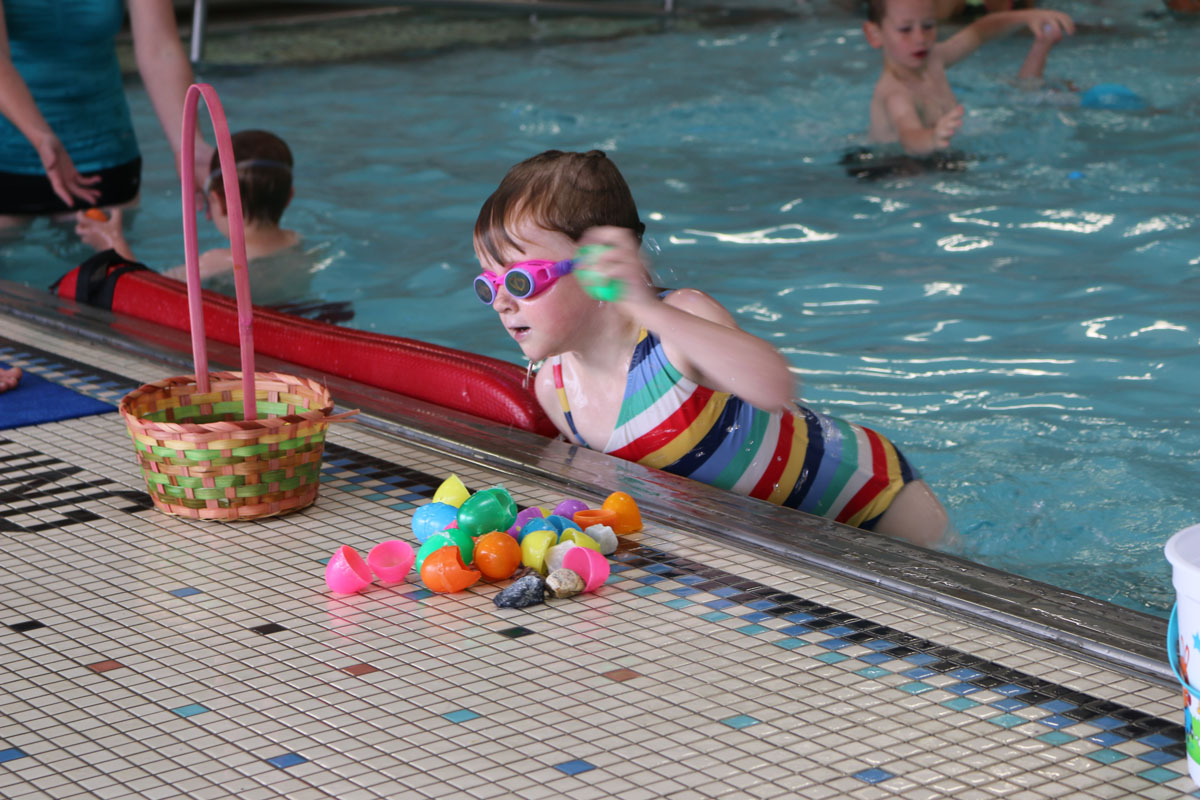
[0,315,1196,798]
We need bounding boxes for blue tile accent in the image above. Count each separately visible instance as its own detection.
[987,713,1027,729]
[668,587,700,597]
[267,753,307,769]
[853,768,895,784]
[864,639,898,651]
[404,589,434,601]
[704,599,737,610]
[1038,699,1076,714]
[630,586,661,597]
[737,625,769,635]
[643,563,673,574]
[899,681,935,695]
[944,682,982,696]
[779,624,811,636]
[814,652,849,664]
[388,502,416,512]
[554,759,596,776]
[710,586,741,597]
[854,666,890,679]
[815,638,851,650]
[1140,733,1178,749]
[902,667,937,680]
[947,667,984,681]
[941,697,980,711]
[772,638,808,651]
[991,684,1029,697]
[442,709,480,723]
[858,652,895,665]
[699,611,732,623]
[745,599,779,610]
[991,697,1028,712]
[1088,716,1125,731]
[1035,731,1076,746]
[676,575,706,585]
[1085,749,1128,764]
[663,598,693,610]
[167,587,202,598]
[635,574,666,584]
[1085,731,1128,747]
[1137,767,1182,784]
[0,748,27,764]
[823,625,854,637]
[362,493,391,501]
[170,704,209,718]
[903,653,939,666]
[740,612,771,623]
[1036,715,1077,730]
[782,612,815,623]
[719,715,761,729]
[1136,750,1179,766]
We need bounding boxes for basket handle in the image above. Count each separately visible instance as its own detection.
[180,83,256,420]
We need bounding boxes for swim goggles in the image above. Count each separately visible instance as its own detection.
[474,259,574,305]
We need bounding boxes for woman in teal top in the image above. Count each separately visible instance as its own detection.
[0,0,211,218]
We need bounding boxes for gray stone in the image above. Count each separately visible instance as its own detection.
[493,573,546,609]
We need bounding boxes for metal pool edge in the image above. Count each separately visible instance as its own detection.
[0,280,1171,685]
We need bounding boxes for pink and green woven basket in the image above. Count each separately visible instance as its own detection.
[119,84,352,521]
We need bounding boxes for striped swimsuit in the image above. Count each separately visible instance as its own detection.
[551,329,917,530]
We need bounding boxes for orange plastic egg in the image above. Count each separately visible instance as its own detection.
[602,491,642,534]
[84,208,109,222]
[420,546,481,593]
[473,531,521,580]
[573,508,618,530]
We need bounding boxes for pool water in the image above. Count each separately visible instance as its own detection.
[1,1,1195,616]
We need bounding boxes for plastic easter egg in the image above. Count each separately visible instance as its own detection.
[367,540,415,583]
[573,508,618,530]
[518,517,556,543]
[602,491,643,534]
[432,474,470,508]
[325,545,372,594]
[457,486,517,536]
[415,527,474,573]
[553,499,588,519]
[412,502,459,543]
[1080,83,1145,111]
[520,529,557,575]
[544,514,582,535]
[559,528,600,552]
[473,531,522,580]
[84,208,109,222]
[563,546,611,593]
[508,506,545,537]
[420,546,481,593]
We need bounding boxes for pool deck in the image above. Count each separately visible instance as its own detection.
[0,284,1197,799]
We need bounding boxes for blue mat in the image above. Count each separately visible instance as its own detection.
[0,362,116,430]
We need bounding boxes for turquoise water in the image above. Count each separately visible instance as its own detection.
[1,2,1195,615]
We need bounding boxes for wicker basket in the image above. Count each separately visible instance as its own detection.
[119,84,352,521]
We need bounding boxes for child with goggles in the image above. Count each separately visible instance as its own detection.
[473,149,951,547]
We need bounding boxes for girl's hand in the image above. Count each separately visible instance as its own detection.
[74,207,132,260]
[934,104,964,149]
[33,131,101,208]
[1026,9,1074,38]
[575,226,657,309]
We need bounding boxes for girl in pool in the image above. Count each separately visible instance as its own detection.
[474,150,950,546]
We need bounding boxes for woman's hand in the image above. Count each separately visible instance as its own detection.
[33,131,100,208]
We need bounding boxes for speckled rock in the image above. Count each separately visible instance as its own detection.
[545,568,585,599]
[545,541,577,574]
[493,573,546,609]
[582,524,618,555]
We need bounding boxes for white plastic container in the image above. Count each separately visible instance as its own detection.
[1165,524,1200,786]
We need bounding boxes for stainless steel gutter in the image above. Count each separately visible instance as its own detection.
[0,279,1171,685]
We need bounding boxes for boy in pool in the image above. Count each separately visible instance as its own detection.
[474,150,950,546]
[863,0,1074,154]
[75,130,298,282]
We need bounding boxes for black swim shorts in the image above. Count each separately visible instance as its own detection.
[0,156,141,215]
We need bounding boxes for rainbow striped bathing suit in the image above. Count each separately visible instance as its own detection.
[550,329,918,530]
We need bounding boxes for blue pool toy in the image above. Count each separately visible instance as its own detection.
[1080,83,1146,111]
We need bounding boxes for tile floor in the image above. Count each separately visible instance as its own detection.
[0,319,1197,799]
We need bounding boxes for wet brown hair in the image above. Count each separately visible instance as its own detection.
[865,0,889,23]
[208,130,293,226]
[474,150,645,265]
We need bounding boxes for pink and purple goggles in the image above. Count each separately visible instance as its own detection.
[474,258,574,305]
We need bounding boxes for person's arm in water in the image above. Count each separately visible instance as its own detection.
[936,8,1073,66]
[75,208,232,280]
[884,88,964,155]
[576,226,797,414]
[0,1,101,208]
[128,0,214,193]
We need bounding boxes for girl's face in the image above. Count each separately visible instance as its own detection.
[474,217,593,363]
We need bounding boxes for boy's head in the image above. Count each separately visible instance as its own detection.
[863,0,938,68]
[474,150,645,266]
[206,130,293,226]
